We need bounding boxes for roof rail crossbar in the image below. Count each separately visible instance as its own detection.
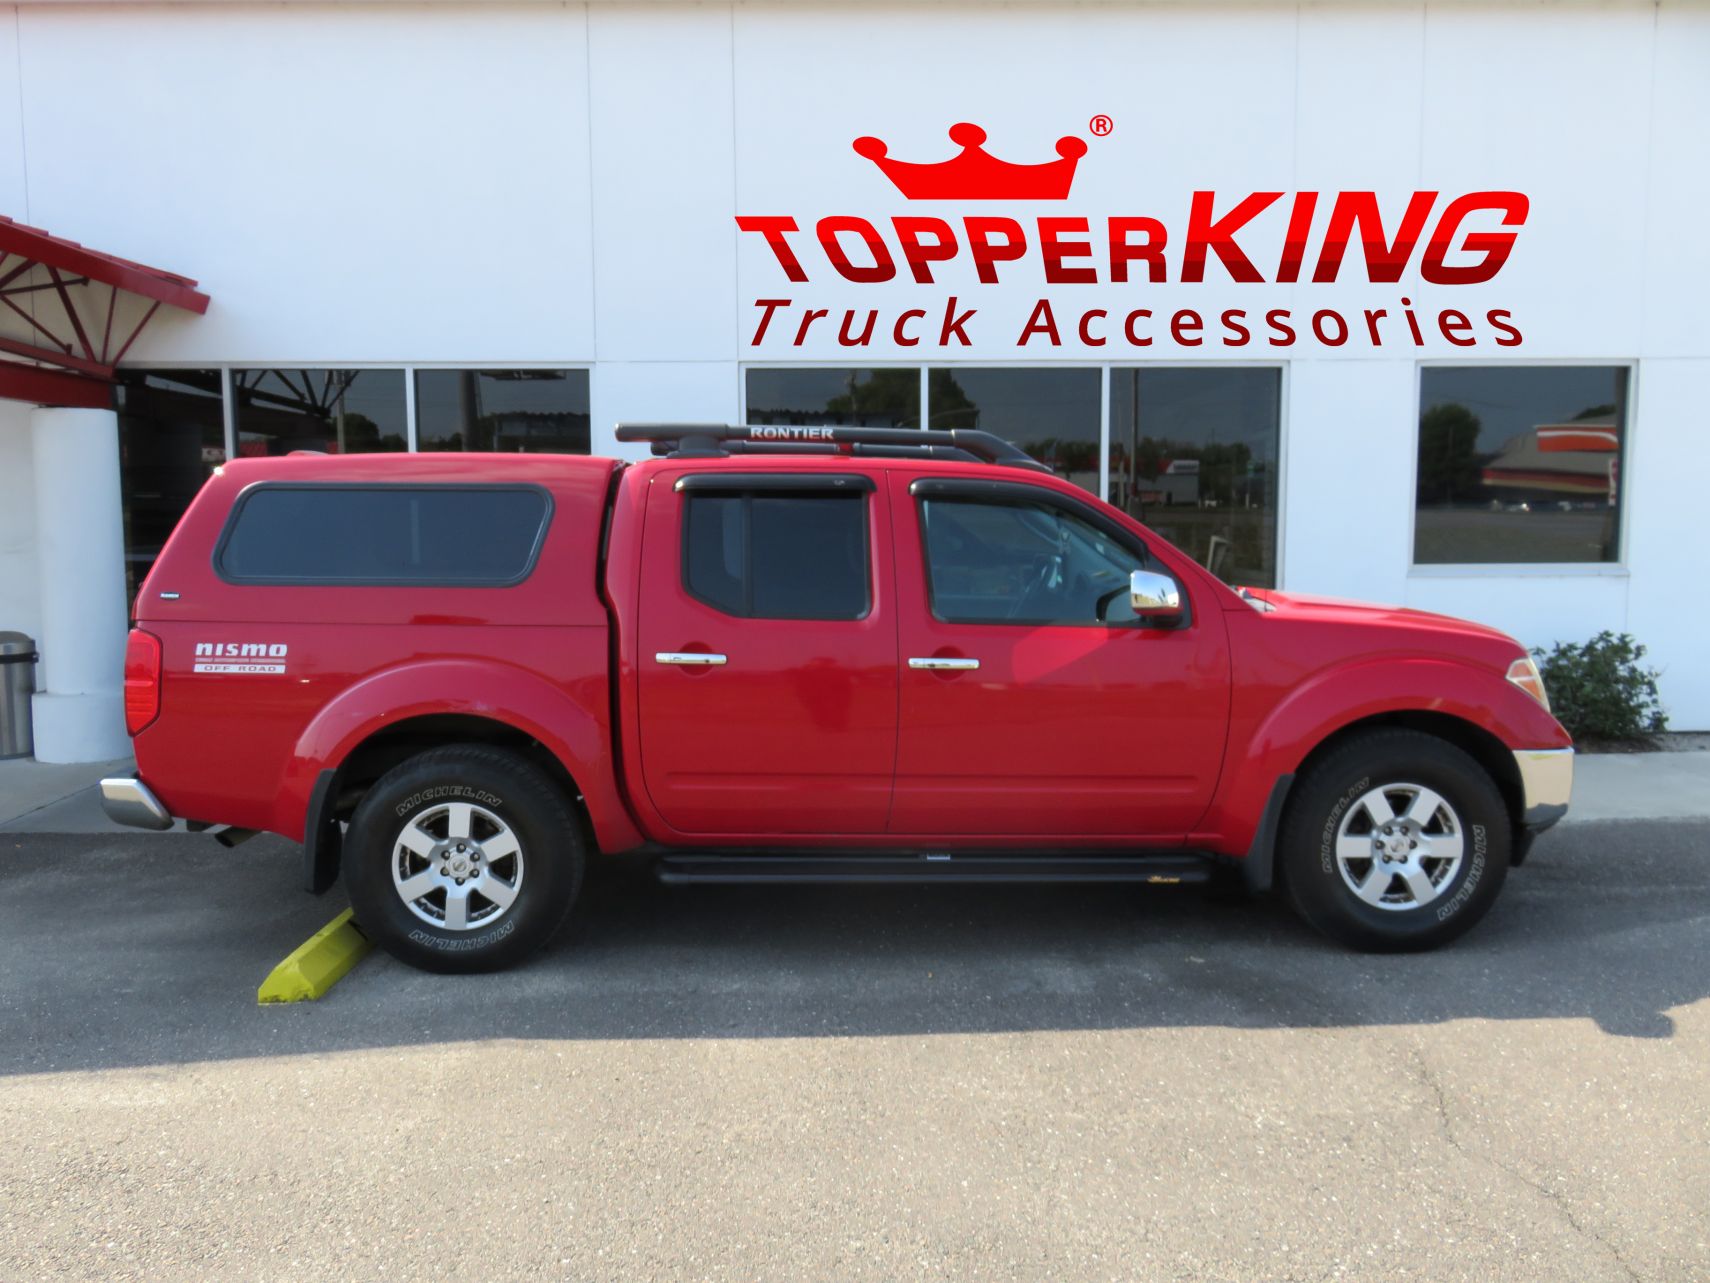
[615,423,1051,473]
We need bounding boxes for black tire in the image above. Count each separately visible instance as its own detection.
[1279,729,1510,952]
[342,745,585,974]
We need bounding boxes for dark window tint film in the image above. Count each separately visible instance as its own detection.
[684,492,867,620]
[219,486,549,585]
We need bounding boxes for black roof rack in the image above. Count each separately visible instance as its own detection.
[614,423,1052,474]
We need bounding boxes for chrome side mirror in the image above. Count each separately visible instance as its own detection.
[1130,569,1184,625]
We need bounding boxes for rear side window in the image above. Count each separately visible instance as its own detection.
[683,492,868,620]
[217,484,551,585]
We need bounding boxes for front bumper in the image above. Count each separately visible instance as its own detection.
[99,777,175,831]
[1513,747,1574,832]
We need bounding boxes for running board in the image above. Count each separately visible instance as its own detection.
[655,852,1214,886]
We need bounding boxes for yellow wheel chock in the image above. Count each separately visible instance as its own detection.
[257,909,372,1004]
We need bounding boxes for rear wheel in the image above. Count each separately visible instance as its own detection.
[343,745,584,973]
[1279,729,1510,951]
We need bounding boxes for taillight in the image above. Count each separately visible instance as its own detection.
[124,629,162,734]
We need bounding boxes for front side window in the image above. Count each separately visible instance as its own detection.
[219,485,550,585]
[921,496,1150,626]
[1414,366,1628,565]
[684,491,868,620]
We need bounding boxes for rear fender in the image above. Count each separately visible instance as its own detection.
[1204,656,1570,853]
[275,659,642,854]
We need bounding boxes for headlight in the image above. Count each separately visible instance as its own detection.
[1506,656,1551,713]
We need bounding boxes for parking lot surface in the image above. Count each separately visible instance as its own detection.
[3,819,1707,1281]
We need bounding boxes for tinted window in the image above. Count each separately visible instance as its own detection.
[1414,366,1627,565]
[746,367,920,427]
[220,486,550,585]
[115,369,225,601]
[921,497,1151,626]
[929,367,1102,498]
[684,492,867,620]
[232,369,407,456]
[415,369,591,453]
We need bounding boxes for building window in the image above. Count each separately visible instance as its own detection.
[1414,366,1628,565]
[746,367,920,427]
[927,367,1101,498]
[415,369,590,453]
[232,369,407,456]
[1108,368,1281,589]
[115,369,226,600]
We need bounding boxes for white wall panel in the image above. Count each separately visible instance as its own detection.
[1622,358,1707,728]
[14,4,595,364]
[1281,359,1415,601]
[588,4,736,361]
[1642,4,1710,358]
[591,360,739,459]
[0,9,26,217]
[1419,5,1652,359]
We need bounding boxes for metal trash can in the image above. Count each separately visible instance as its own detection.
[0,632,38,760]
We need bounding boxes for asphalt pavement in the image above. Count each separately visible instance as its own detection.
[2,816,1708,1281]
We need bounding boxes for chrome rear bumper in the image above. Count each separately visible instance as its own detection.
[99,777,175,831]
[1513,747,1573,832]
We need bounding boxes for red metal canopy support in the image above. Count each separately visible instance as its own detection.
[0,215,210,408]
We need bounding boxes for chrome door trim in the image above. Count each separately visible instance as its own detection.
[908,657,980,671]
[655,652,728,666]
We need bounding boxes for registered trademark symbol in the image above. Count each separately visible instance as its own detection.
[1089,114,1114,137]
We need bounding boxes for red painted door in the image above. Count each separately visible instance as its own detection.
[887,472,1230,840]
[634,468,897,837]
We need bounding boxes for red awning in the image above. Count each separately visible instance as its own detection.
[0,215,210,408]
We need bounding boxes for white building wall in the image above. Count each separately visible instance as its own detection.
[0,1,1703,725]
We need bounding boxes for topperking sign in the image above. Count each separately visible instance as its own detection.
[735,119,1529,356]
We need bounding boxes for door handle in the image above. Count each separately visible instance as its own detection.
[656,652,728,666]
[908,657,979,671]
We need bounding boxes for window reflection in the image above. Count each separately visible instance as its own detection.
[1108,368,1281,588]
[232,369,407,456]
[746,367,920,427]
[116,369,226,600]
[928,367,1101,498]
[1414,366,1627,565]
[415,369,590,453]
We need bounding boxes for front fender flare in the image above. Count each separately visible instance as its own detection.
[1206,656,1569,854]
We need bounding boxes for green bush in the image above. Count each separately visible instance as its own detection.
[1532,632,1668,742]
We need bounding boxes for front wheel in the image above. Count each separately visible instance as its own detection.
[1278,729,1510,952]
[342,745,585,973]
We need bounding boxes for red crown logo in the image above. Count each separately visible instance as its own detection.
[852,122,1088,200]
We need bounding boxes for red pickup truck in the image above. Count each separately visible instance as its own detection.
[101,424,1573,972]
